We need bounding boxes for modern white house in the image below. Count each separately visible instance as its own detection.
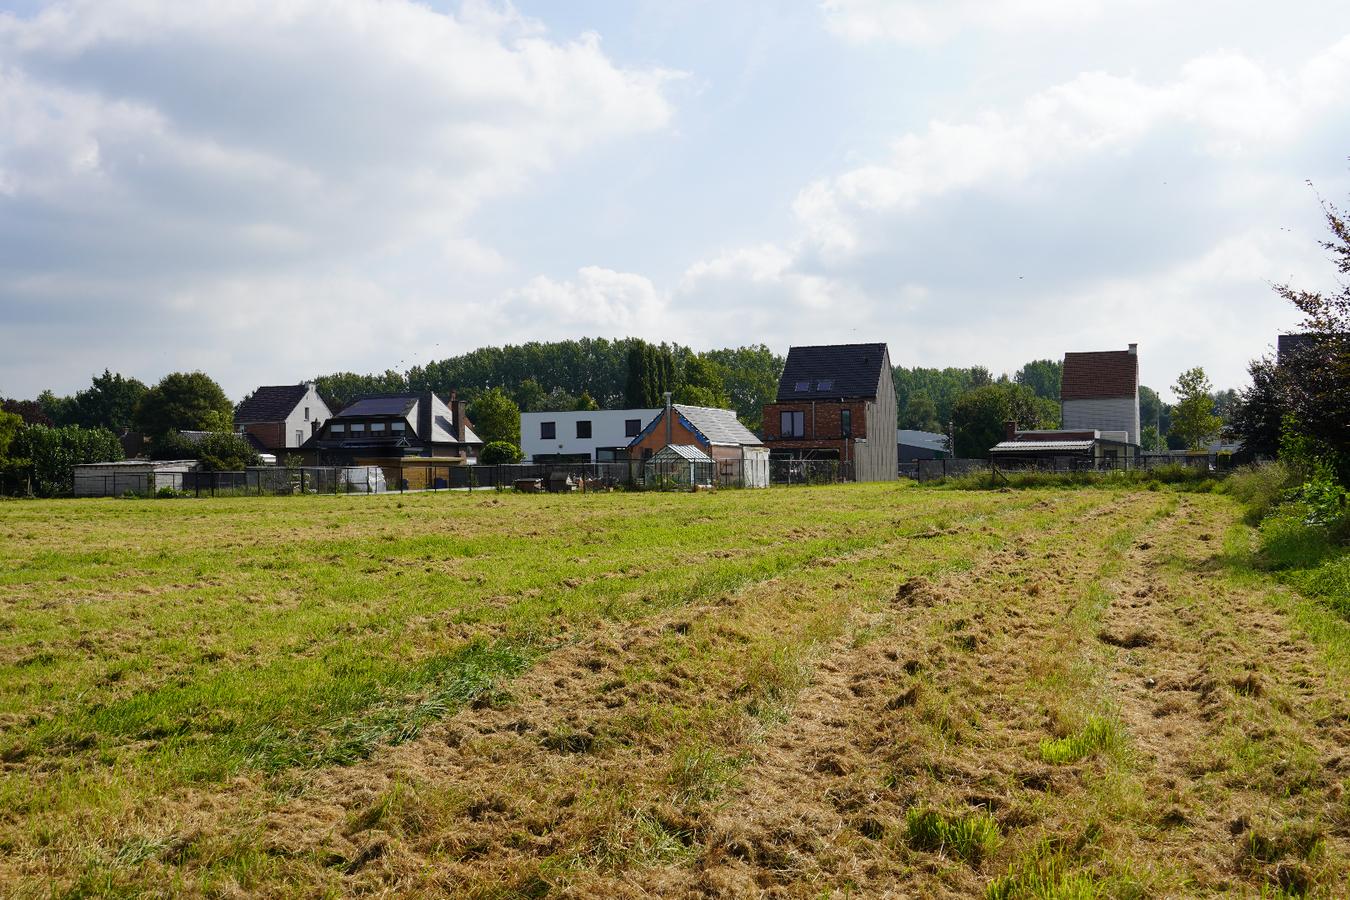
[1061,344,1141,445]
[520,409,663,462]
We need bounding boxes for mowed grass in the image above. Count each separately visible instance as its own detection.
[0,486,1015,803]
[2,483,1347,898]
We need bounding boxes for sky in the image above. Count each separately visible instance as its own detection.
[3,0,1349,404]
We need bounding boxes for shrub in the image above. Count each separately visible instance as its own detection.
[149,431,260,471]
[4,425,124,496]
[480,441,525,465]
[1227,462,1299,524]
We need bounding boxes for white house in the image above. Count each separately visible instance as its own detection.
[520,409,663,462]
[234,382,333,455]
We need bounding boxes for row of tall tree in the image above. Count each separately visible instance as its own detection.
[315,339,785,433]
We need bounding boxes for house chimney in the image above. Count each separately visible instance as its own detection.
[664,392,673,446]
[1127,343,1137,355]
[452,393,469,441]
[1005,419,1018,441]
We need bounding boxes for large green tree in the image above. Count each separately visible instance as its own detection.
[950,384,1043,458]
[899,394,942,433]
[134,372,234,442]
[1014,359,1063,400]
[702,344,783,431]
[1224,357,1283,459]
[673,354,731,409]
[1169,368,1221,450]
[467,388,521,447]
[69,370,147,431]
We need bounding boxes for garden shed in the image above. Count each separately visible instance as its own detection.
[73,460,198,497]
[644,444,714,489]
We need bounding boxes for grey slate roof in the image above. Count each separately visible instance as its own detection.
[775,343,889,401]
[235,385,309,422]
[674,405,762,447]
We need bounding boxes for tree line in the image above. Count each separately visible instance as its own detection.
[314,339,785,433]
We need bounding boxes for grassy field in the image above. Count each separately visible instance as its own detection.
[1,483,1348,898]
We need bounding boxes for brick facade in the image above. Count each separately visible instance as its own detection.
[761,400,867,464]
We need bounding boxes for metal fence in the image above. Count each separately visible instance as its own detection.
[917,454,1215,483]
[13,455,868,500]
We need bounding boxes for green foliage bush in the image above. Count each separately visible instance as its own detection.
[149,431,260,471]
[4,425,123,496]
[480,441,525,465]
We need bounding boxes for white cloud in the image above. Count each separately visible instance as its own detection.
[0,0,678,396]
[819,0,1149,47]
[793,39,1350,258]
[495,266,666,333]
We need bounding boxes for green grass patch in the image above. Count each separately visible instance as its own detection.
[904,805,1001,864]
[1039,715,1125,765]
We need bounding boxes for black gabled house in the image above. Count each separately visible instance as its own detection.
[761,342,898,481]
[301,392,483,465]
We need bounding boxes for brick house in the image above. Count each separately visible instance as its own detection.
[301,392,482,466]
[233,382,332,457]
[761,343,897,482]
[1061,344,1140,445]
[627,403,769,487]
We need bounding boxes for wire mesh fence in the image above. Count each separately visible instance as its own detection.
[916,454,1217,483]
[8,454,870,499]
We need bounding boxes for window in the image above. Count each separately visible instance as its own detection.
[780,410,805,438]
[817,381,832,392]
[541,422,556,440]
[841,409,851,439]
[625,418,642,437]
[795,381,810,392]
[576,420,592,439]
[331,423,345,434]
[304,406,310,421]
[350,422,365,434]
[295,430,303,446]
[371,422,386,434]
[391,421,405,434]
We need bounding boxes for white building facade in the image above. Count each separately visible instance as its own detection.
[520,409,662,462]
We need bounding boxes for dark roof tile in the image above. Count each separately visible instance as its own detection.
[775,343,890,401]
[235,385,309,422]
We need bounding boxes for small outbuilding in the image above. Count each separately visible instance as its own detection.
[644,444,715,489]
[73,460,198,497]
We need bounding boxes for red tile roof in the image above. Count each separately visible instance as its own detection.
[1061,350,1138,400]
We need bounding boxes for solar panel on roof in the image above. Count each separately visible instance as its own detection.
[340,398,410,416]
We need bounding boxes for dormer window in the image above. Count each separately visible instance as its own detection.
[331,423,345,434]
[350,422,365,434]
[391,421,405,434]
[795,381,810,392]
[817,381,832,392]
[371,422,386,434]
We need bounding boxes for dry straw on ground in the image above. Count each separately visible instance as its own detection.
[1,485,1347,898]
